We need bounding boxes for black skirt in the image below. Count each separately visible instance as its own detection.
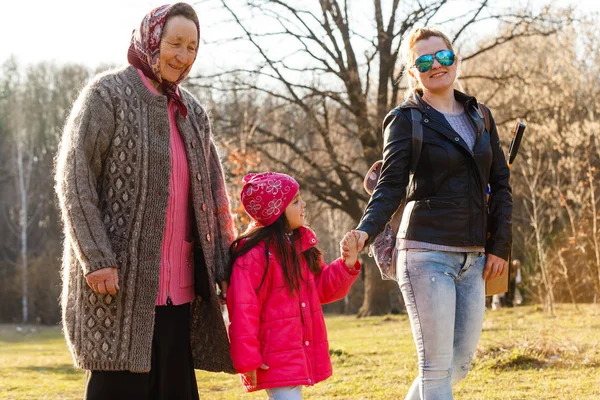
[84,303,199,400]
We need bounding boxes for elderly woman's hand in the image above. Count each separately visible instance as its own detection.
[86,267,120,295]
[217,280,229,305]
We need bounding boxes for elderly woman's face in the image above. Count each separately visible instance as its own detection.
[159,15,198,83]
[410,36,457,94]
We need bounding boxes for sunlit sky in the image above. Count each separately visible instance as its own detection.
[2,0,598,75]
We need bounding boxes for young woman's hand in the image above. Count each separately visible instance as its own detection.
[483,254,508,280]
[244,364,269,386]
[340,231,359,267]
[353,230,369,252]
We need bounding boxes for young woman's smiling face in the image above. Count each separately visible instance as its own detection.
[284,192,306,231]
[410,36,457,94]
[159,15,198,83]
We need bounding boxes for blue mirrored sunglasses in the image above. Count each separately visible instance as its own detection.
[412,49,455,73]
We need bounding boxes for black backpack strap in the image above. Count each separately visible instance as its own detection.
[363,108,424,196]
[408,108,423,190]
[479,103,491,133]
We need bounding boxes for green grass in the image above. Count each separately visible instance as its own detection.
[1,305,599,399]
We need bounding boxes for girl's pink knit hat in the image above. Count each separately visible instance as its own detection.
[241,172,299,227]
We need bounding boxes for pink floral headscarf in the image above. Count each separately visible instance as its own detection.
[127,3,199,118]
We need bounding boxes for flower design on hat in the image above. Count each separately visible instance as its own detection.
[246,198,263,215]
[241,172,299,227]
[263,199,283,217]
[265,179,282,195]
[246,184,260,197]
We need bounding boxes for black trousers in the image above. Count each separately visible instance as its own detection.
[85,303,199,400]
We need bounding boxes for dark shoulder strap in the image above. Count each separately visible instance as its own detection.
[409,109,423,175]
[364,108,423,196]
[479,103,491,132]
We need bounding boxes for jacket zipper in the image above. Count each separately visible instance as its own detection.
[468,161,473,245]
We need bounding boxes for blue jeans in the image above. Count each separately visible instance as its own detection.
[265,386,302,400]
[398,250,486,400]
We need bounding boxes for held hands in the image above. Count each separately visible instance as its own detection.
[483,254,508,280]
[340,231,359,267]
[86,267,119,295]
[244,364,269,386]
[341,229,508,280]
[341,230,369,261]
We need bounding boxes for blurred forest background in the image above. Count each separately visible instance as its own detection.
[1,0,599,324]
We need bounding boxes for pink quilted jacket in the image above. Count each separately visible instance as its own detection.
[226,227,360,392]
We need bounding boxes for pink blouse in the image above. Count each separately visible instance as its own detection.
[137,69,195,306]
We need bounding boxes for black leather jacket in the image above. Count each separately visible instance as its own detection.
[357,90,512,260]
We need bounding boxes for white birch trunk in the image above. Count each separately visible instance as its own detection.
[16,137,28,323]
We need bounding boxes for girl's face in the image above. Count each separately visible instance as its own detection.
[159,15,198,83]
[409,36,457,94]
[284,192,306,231]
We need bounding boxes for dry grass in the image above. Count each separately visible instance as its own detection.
[1,304,599,399]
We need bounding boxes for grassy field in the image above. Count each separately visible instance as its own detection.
[1,304,599,399]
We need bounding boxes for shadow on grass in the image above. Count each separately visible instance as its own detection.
[475,338,600,371]
[18,364,82,377]
[481,326,527,332]
[329,348,358,365]
[487,353,547,370]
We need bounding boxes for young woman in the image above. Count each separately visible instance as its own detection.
[353,27,512,399]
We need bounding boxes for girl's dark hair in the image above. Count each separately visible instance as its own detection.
[230,214,323,293]
[164,3,200,39]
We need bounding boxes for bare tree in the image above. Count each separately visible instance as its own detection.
[192,0,569,315]
[463,19,600,310]
[0,59,37,323]
[0,60,91,323]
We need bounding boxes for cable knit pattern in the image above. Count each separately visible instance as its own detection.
[55,65,236,373]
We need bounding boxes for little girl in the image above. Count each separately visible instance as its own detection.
[227,172,360,400]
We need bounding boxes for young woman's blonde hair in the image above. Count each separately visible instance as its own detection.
[400,26,462,100]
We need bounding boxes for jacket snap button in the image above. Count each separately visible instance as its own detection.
[305,341,309,346]
[301,302,306,308]
[424,118,429,123]
[202,203,207,212]
[454,137,460,142]
[206,234,211,242]
[308,379,312,384]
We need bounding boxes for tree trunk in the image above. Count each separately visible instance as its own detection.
[357,257,394,317]
[587,158,600,300]
[557,250,580,312]
[16,139,28,324]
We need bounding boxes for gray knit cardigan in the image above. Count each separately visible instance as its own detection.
[55,65,236,373]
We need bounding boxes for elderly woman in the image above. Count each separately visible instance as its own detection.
[353,27,512,399]
[55,3,235,399]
